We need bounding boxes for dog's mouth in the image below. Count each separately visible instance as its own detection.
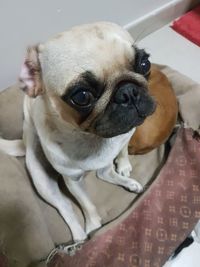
[83,95,156,138]
[91,113,146,138]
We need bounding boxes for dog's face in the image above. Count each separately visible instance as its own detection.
[19,22,155,138]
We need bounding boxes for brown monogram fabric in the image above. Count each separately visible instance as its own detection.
[49,128,200,267]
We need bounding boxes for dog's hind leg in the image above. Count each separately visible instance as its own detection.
[63,176,102,235]
[97,164,143,193]
[24,121,87,242]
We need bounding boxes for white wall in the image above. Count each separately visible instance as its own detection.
[0,0,194,89]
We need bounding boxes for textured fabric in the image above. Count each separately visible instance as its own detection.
[0,65,200,267]
[158,64,200,131]
[171,5,200,47]
[0,84,23,139]
[48,128,200,267]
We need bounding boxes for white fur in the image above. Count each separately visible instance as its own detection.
[115,143,133,177]
[23,92,140,241]
[1,22,144,244]
[32,96,134,173]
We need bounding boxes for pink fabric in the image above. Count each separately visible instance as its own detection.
[171,5,200,47]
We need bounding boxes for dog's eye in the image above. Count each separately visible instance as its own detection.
[140,56,151,75]
[71,89,94,107]
[134,49,151,77]
[135,55,151,76]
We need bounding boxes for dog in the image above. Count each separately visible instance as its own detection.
[1,22,156,242]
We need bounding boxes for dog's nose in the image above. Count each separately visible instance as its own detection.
[113,82,141,105]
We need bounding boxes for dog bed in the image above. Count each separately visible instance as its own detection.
[0,64,200,267]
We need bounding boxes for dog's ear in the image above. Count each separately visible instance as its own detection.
[19,45,44,98]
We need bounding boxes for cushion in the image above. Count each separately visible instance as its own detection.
[0,65,200,267]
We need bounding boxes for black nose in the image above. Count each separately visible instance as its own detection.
[114,82,142,105]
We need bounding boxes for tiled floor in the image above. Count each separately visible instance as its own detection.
[138,24,200,267]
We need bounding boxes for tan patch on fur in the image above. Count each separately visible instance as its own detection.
[80,87,113,131]
[48,94,81,127]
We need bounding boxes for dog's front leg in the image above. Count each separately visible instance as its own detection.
[63,176,102,234]
[24,122,87,242]
[115,143,132,177]
[97,164,143,193]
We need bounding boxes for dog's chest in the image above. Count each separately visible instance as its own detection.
[31,100,134,172]
[40,129,132,171]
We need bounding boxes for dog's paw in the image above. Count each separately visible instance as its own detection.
[72,228,87,243]
[86,215,102,235]
[124,178,143,193]
[115,157,132,177]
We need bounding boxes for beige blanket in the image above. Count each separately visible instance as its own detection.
[0,65,199,267]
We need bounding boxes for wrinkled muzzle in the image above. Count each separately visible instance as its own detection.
[92,82,156,138]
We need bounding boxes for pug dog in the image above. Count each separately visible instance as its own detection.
[1,22,156,242]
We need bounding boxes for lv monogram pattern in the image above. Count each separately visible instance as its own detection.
[49,128,200,267]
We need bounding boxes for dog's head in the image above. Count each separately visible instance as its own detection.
[19,22,155,138]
